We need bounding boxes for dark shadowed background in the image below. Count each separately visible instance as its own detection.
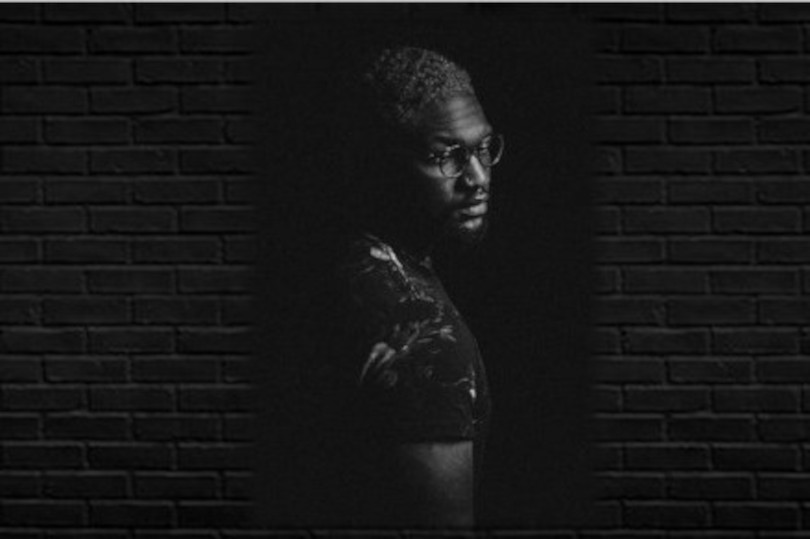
[254,4,594,529]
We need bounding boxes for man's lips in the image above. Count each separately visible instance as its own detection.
[457,199,488,218]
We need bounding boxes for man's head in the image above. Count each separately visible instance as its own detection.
[356,47,502,251]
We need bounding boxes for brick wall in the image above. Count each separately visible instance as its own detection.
[1,3,809,537]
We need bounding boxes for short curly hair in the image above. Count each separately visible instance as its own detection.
[361,47,476,134]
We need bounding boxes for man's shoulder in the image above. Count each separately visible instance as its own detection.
[336,233,413,300]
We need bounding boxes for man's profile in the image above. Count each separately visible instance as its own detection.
[258,46,503,528]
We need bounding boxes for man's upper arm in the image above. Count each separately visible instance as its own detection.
[388,440,474,527]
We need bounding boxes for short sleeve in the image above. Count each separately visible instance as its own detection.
[336,238,480,443]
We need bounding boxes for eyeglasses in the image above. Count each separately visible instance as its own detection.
[427,133,505,179]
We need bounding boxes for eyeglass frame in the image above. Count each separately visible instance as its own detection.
[425,132,505,179]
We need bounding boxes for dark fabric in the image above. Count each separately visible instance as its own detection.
[273,232,491,527]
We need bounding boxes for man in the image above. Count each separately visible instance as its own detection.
[264,46,504,528]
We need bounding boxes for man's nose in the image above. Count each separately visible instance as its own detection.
[462,155,490,189]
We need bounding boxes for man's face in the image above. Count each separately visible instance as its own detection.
[400,93,494,248]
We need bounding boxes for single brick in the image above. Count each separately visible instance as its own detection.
[623,269,708,293]
[88,443,172,470]
[625,387,709,412]
[0,118,38,143]
[90,387,174,412]
[43,59,130,85]
[135,3,225,23]
[715,87,802,114]
[666,3,753,21]
[625,329,709,354]
[669,119,754,145]
[713,503,799,529]
[43,3,129,22]
[716,26,801,53]
[2,442,84,469]
[89,501,174,528]
[624,502,709,529]
[668,298,755,326]
[760,58,810,83]
[760,4,810,20]
[756,180,810,203]
[0,298,39,324]
[622,26,709,53]
[2,387,84,411]
[0,358,42,382]
[0,26,84,53]
[43,472,128,499]
[711,270,798,294]
[133,415,220,441]
[91,87,177,114]
[89,27,176,53]
[626,444,710,471]
[713,329,799,355]
[45,357,127,384]
[132,238,220,263]
[714,445,799,471]
[0,471,41,496]
[136,59,224,84]
[596,297,663,324]
[134,297,219,325]
[669,180,751,204]
[625,149,711,174]
[132,357,218,383]
[1,267,84,293]
[714,149,799,175]
[90,149,176,175]
[714,208,800,234]
[2,87,87,114]
[133,473,219,499]
[760,118,810,143]
[180,148,252,174]
[668,474,753,500]
[44,238,128,263]
[90,207,176,233]
[135,118,223,144]
[625,87,711,114]
[132,179,220,204]
[759,298,810,324]
[44,180,128,204]
[1,500,86,526]
[44,118,129,145]
[594,357,665,384]
[669,239,753,264]
[714,388,798,413]
[669,359,752,384]
[624,208,709,233]
[669,417,754,442]
[44,414,129,440]
[0,58,37,83]
[1,207,85,233]
[89,328,174,354]
[43,297,128,325]
[87,269,174,293]
[180,28,251,54]
[758,475,810,500]
[0,239,38,262]
[595,238,664,263]
[3,148,86,174]
[0,326,85,353]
